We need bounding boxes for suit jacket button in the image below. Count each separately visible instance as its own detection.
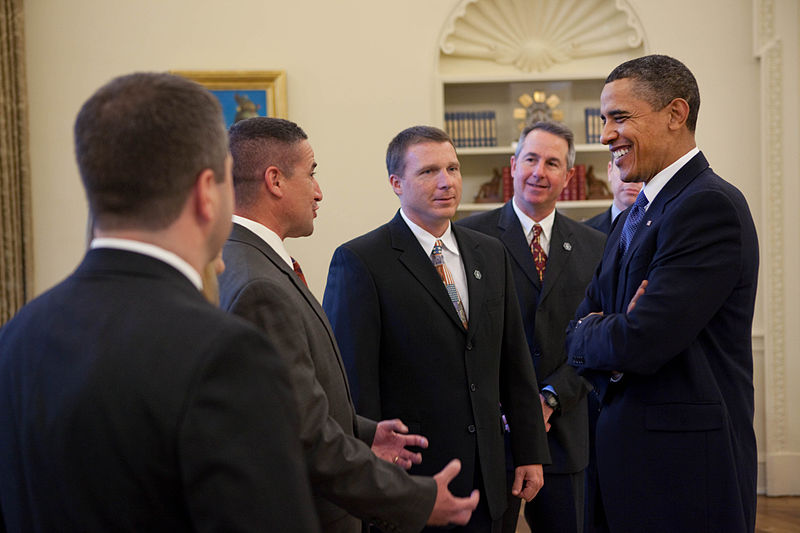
[470,383,477,392]
[466,342,473,350]
[468,424,476,433]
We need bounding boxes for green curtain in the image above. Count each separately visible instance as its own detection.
[0,0,32,324]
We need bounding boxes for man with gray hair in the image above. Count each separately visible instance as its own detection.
[459,121,605,533]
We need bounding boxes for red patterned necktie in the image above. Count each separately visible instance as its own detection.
[291,257,308,287]
[431,240,468,329]
[531,224,547,282]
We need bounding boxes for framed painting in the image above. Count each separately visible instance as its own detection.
[171,70,287,127]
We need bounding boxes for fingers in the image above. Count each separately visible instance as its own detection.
[436,458,462,484]
[510,467,524,496]
[627,279,648,314]
[450,490,480,526]
[384,418,408,434]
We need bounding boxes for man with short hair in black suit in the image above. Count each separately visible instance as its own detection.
[459,121,605,533]
[323,125,550,532]
[0,72,317,532]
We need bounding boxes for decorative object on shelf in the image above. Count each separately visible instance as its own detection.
[446,111,497,147]
[514,91,564,131]
[439,0,646,74]
[586,165,613,199]
[474,168,503,203]
[171,70,287,127]
[584,108,602,144]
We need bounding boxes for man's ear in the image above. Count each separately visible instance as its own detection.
[194,168,218,222]
[389,174,402,197]
[666,97,690,130]
[264,166,284,198]
[564,166,576,187]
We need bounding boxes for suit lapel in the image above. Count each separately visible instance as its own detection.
[498,202,542,291]
[389,213,467,332]
[229,223,343,350]
[539,213,570,303]
[614,151,710,310]
[454,225,484,340]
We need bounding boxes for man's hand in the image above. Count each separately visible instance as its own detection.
[538,394,553,432]
[627,279,648,314]
[511,464,544,501]
[371,419,428,470]
[427,459,480,526]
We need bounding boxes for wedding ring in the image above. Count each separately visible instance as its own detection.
[393,456,399,464]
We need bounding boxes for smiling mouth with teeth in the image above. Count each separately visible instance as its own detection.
[612,147,630,160]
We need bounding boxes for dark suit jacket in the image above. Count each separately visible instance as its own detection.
[566,152,759,532]
[0,249,317,533]
[323,211,550,521]
[583,207,613,235]
[219,223,435,533]
[459,205,605,473]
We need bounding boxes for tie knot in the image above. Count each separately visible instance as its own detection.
[633,191,649,209]
[432,240,444,256]
[532,224,543,239]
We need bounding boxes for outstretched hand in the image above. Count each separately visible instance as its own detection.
[427,459,480,526]
[371,419,428,470]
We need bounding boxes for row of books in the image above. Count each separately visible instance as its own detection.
[584,108,602,144]
[445,111,498,148]
[557,164,588,201]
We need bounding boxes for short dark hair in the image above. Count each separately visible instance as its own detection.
[228,117,308,209]
[386,126,454,177]
[606,54,700,132]
[74,72,228,231]
[515,120,576,168]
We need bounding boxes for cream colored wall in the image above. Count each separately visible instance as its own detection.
[24,0,798,493]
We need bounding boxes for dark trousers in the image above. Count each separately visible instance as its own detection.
[523,471,584,533]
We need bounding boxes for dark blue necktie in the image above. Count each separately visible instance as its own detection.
[619,192,649,255]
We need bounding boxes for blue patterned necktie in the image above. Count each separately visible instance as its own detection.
[431,240,468,329]
[619,191,649,255]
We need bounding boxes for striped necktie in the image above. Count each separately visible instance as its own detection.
[291,257,308,287]
[531,224,547,282]
[431,240,468,329]
[619,192,649,255]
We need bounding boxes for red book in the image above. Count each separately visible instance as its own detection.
[575,164,587,200]
[502,166,512,202]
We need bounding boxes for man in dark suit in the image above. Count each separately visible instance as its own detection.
[0,73,318,532]
[584,160,642,234]
[323,126,551,532]
[459,121,605,533]
[567,55,759,533]
[219,117,478,532]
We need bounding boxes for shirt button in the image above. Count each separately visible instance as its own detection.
[468,424,476,433]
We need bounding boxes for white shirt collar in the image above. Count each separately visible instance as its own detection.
[232,215,293,269]
[511,199,555,243]
[90,237,203,290]
[641,147,700,208]
[399,208,460,257]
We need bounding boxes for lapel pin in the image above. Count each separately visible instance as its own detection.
[646,220,652,226]
[563,242,572,251]
[473,270,482,279]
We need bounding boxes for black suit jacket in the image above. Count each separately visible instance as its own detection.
[323,211,550,520]
[0,249,317,532]
[459,205,605,473]
[567,152,759,532]
[219,223,435,533]
[583,207,613,235]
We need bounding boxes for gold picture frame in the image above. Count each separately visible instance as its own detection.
[171,70,288,126]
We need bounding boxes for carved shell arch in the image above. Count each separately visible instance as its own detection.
[439,0,646,73]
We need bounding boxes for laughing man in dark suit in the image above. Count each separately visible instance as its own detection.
[323,126,550,532]
[459,121,605,533]
[567,55,759,533]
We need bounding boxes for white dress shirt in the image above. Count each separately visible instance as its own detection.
[232,215,293,270]
[512,199,556,255]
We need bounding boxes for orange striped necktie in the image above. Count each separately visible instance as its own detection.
[431,240,468,329]
[291,257,308,287]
